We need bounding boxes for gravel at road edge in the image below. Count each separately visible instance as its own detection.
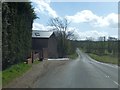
[3,60,70,88]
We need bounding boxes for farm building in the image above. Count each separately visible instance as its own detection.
[32,30,58,60]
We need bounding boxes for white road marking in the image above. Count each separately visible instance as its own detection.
[79,50,119,87]
[105,75,120,87]
[105,75,119,86]
[88,56,118,69]
[113,81,120,86]
[106,76,110,78]
[78,50,118,69]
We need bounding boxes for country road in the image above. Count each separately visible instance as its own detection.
[32,49,119,88]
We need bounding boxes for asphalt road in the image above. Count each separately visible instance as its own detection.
[33,49,119,88]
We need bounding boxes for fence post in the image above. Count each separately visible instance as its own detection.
[31,51,34,63]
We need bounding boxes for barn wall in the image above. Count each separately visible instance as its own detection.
[32,38,48,50]
[48,34,58,58]
[32,34,58,59]
[32,38,48,60]
[43,48,48,59]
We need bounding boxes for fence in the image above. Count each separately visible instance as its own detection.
[27,52,40,64]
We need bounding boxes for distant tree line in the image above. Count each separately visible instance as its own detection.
[72,39,118,57]
[2,2,36,70]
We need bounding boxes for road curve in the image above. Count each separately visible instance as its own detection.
[33,49,119,88]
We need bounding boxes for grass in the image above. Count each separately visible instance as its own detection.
[68,52,78,59]
[2,63,32,86]
[89,53,118,65]
[2,60,41,86]
[33,59,41,64]
[0,72,2,88]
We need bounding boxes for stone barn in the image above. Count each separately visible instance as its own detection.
[32,30,58,60]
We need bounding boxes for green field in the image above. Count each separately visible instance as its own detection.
[89,53,118,65]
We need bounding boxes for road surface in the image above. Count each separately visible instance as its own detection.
[33,49,119,88]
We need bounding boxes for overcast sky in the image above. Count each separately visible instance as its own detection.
[31,0,118,40]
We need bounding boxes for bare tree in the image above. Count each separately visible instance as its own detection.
[48,17,74,57]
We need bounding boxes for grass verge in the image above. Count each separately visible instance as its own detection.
[2,60,41,86]
[89,53,118,65]
[33,60,41,64]
[68,52,78,60]
[2,63,32,86]
[0,72,2,88]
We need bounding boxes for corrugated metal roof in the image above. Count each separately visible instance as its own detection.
[32,30,53,38]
